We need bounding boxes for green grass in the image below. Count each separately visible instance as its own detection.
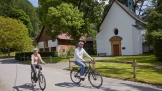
[68,53,162,85]
[95,62,162,85]
[103,53,162,66]
[0,52,15,58]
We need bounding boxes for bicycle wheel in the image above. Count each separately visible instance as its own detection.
[70,68,81,84]
[31,71,35,83]
[88,69,103,88]
[38,74,46,90]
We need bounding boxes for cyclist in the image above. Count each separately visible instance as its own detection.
[31,48,45,82]
[74,41,93,81]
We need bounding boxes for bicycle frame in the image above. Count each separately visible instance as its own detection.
[78,61,94,77]
[31,64,42,79]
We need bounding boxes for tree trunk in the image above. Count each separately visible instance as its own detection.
[7,48,10,57]
[75,40,80,48]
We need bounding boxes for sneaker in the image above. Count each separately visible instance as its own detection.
[80,76,85,81]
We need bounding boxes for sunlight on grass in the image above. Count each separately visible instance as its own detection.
[95,62,162,85]
[103,53,162,66]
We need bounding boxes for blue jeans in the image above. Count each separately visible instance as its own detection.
[74,60,88,76]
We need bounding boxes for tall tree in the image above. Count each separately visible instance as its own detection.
[38,0,104,44]
[145,0,162,45]
[0,0,41,38]
[0,16,32,56]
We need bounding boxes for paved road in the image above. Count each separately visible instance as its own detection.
[0,58,162,91]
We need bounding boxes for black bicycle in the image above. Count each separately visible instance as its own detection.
[31,64,46,91]
[70,60,103,88]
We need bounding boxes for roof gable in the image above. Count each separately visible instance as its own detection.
[99,0,146,29]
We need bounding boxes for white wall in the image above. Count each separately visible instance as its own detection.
[132,26,143,55]
[37,39,58,51]
[97,1,136,55]
[48,40,57,47]
[38,42,44,48]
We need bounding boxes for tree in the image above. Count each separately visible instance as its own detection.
[45,3,86,44]
[0,16,32,56]
[145,0,162,45]
[152,31,162,61]
[38,0,104,43]
[0,0,41,38]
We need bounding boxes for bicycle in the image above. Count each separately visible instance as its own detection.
[31,64,46,91]
[70,60,103,88]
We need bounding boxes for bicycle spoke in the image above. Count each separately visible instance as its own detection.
[39,74,46,90]
[89,70,103,88]
[70,68,81,84]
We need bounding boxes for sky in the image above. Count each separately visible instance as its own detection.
[28,0,38,7]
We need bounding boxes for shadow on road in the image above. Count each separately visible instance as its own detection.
[54,82,119,91]
[55,82,94,89]
[55,82,80,88]
[13,83,40,91]
[0,58,18,64]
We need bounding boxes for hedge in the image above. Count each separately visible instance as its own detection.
[15,51,58,61]
[152,31,162,61]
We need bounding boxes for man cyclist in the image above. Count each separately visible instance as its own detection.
[74,41,93,81]
[31,48,45,82]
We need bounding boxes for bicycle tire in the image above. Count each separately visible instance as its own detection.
[38,74,46,90]
[88,69,103,88]
[70,68,81,84]
[31,71,35,83]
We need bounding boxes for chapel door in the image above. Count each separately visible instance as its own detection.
[113,44,119,56]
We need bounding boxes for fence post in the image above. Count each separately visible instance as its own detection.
[92,58,95,69]
[131,59,137,78]
[50,56,52,63]
[69,58,71,68]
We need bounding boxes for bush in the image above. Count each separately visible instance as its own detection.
[67,47,74,56]
[15,51,58,61]
[152,31,162,61]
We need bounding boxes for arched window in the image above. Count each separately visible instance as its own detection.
[114,28,119,35]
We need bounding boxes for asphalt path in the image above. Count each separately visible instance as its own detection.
[0,58,162,91]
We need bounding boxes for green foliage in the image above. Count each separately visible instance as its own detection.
[0,0,41,38]
[152,31,162,61]
[145,7,162,45]
[0,16,32,54]
[45,3,85,41]
[38,0,104,43]
[8,8,33,35]
[15,51,58,61]
[67,47,75,56]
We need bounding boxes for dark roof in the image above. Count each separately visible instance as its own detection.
[99,0,146,29]
[132,25,143,30]
[35,26,45,43]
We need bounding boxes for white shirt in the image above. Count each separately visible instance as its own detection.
[74,47,92,61]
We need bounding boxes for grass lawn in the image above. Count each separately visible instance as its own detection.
[0,52,16,58]
[103,53,162,66]
[95,62,162,85]
[93,53,162,85]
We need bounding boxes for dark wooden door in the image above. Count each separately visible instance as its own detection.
[113,44,119,56]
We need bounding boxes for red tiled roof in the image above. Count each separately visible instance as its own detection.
[57,34,72,40]
[57,33,93,41]
[35,26,93,43]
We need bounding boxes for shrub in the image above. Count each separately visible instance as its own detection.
[15,51,58,61]
[152,31,162,61]
[67,47,74,56]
